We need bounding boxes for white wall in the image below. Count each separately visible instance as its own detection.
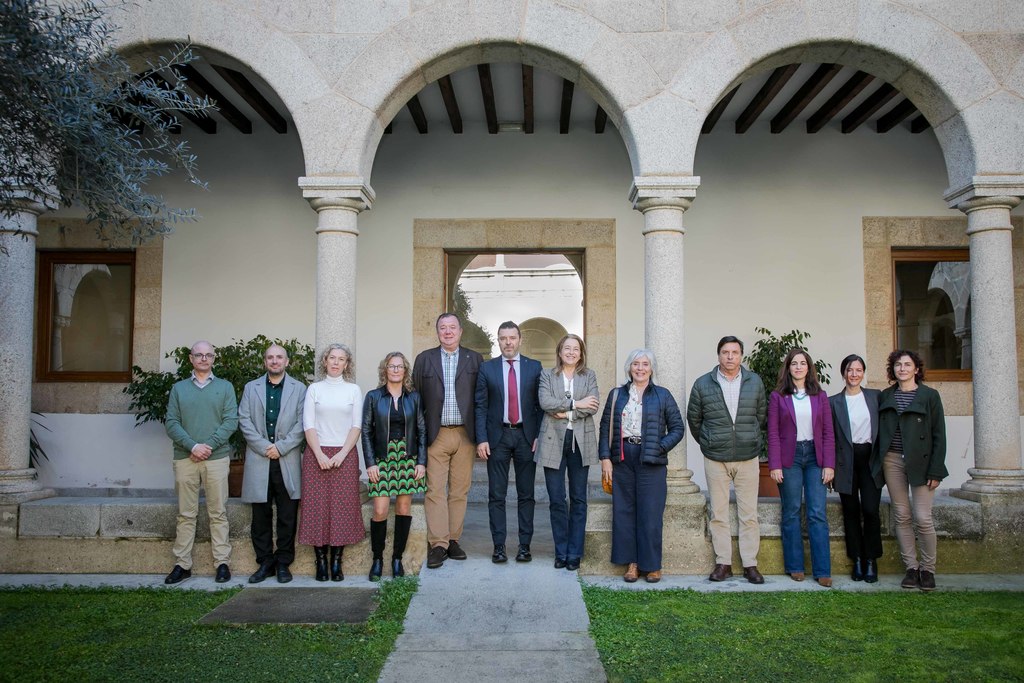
[42,121,1014,492]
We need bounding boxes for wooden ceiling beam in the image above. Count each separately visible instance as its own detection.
[806,70,874,133]
[735,64,799,134]
[174,64,252,134]
[701,86,738,134]
[560,79,574,134]
[910,114,931,134]
[212,65,287,134]
[406,94,428,134]
[771,63,841,133]
[522,64,534,134]
[595,106,608,134]
[841,83,897,133]
[477,64,498,134]
[142,74,214,134]
[437,75,463,134]
[876,97,918,133]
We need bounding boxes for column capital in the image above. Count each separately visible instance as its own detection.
[298,176,375,214]
[944,175,1024,212]
[629,176,700,213]
[1,183,57,235]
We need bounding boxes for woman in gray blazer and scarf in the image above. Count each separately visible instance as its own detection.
[536,334,600,571]
[829,354,882,583]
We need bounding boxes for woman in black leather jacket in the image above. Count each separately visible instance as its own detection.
[361,351,427,581]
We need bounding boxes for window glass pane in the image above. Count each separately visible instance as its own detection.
[450,252,583,366]
[48,262,133,373]
[894,259,971,371]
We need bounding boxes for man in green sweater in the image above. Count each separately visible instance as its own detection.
[163,340,238,584]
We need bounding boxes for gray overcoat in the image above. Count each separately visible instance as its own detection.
[238,372,306,503]
[536,367,600,468]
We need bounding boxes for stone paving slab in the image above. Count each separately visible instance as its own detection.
[379,649,605,683]
[198,586,377,625]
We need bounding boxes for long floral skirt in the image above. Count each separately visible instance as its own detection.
[297,445,365,546]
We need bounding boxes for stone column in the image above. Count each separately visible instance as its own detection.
[0,189,54,503]
[945,177,1024,495]
[299,177,375,365]
[630,177,701,496]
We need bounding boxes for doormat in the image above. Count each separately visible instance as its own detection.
[199,587,378,625]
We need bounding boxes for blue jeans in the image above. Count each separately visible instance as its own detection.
[779,440,831,578]
[544,430,589,562]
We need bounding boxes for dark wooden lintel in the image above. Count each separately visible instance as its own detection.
[910,114,930,134]
[477,64,498,134]
[876,98,918,133]
[174,64,252,134]
[701,86,738,134]
[807,71,874,133]
[212,65,287,134]
[407,94,428,134]
[560,79,575,134]
[522,65,534,134]
[841,83,897,133]
[735,64,799,134]
[771,63,841,134]
[143,74,216,134]
[437,75,463,134]
[595,106,608,134]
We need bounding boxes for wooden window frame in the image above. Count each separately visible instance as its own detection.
[890,247,971,382]
[36,250,136,382]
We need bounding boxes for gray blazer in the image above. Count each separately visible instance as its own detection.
[536,367,600,468]
[239,372,306,503]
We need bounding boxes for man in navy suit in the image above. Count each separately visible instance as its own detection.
[475,321,543,563]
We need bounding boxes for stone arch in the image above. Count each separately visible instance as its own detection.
[669,0,1020,188]
[520,317,569,369]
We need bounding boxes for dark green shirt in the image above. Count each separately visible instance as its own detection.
[266,376,284,442]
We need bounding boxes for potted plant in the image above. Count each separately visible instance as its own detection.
[744,327,831,497]
[123,335,315,496]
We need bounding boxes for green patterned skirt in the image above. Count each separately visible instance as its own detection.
[368,438,427,497]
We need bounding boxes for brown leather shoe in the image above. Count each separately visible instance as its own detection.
[645,570,662,583]
[788,572,805,582]
[709,563,733,582]
[623,563,639,583]
[742,566,765,584]
[816,576,833,588]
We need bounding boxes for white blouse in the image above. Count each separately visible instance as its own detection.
[303,375,363,447]
[845,391,872,444]
[793,393,813,441]
[563,373,575,430]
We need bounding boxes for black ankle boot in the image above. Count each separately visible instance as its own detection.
[851,557,864,581]
[369,520,387,582]
[392,514,412,577]
[864,558,878,584]
[330,546,344,581]
[314,546,329,582]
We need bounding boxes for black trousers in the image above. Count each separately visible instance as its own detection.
[250,459,299,565]
[487,426,536,546]
[839,442,883,560]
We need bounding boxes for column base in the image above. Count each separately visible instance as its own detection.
[0,468,55,504]
[957,468,1024,497]
[666,469,702,497]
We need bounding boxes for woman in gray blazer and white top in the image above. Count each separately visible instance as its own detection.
[829,353,882,583]
[536,334,600,571]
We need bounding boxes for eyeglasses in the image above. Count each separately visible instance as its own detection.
[386,364,405,371]
[192,353,215,360]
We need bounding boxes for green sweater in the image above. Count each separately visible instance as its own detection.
[165,377,239,460]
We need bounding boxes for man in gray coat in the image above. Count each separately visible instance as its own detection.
[687,336,767,584]
[238,344,306,583]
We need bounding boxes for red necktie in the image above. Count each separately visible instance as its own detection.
[507,359,519,424]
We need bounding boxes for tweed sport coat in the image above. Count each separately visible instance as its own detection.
[536,367,600,468]
[238,372,306,502]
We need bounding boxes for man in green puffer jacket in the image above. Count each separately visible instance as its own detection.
[687,336,767,584]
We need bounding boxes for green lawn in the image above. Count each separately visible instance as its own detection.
[0,578,416,683]
[583,587,1024,683]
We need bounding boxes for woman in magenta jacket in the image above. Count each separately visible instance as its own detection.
[768,348,835,587]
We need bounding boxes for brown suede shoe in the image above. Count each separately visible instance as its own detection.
[788,572,805,582]
[742,566,765,584]
[645,570,662,583]
[709,563,733,582]
[816,577,833,588]
[623,563,639,583]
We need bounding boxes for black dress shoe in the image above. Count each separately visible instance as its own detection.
[276,564,293,583]
[515,544,532,563]
[446,539,467,560]
[164,565,191,585]
[248,560,276,584]
[864,559,878,583]
[492,544,508,563]
[851,557,864,582]
[565,559,580,571]
[427,545,447,568]
[215,563,231,583]
[554,558,567,569]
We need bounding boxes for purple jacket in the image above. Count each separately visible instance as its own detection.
[767,390,835,471]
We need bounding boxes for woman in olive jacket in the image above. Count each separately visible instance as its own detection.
[872,349,947,592]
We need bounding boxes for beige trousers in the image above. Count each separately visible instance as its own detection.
[172,456,231,569]
[425,426,476,549]
[705,457,761,567]
[883,451,937,573]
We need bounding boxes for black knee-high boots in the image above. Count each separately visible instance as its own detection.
[369,520,387,581]
[392,514,412,577]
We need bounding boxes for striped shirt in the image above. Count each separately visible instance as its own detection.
[889,389,917,455]
[440,348,462,426]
